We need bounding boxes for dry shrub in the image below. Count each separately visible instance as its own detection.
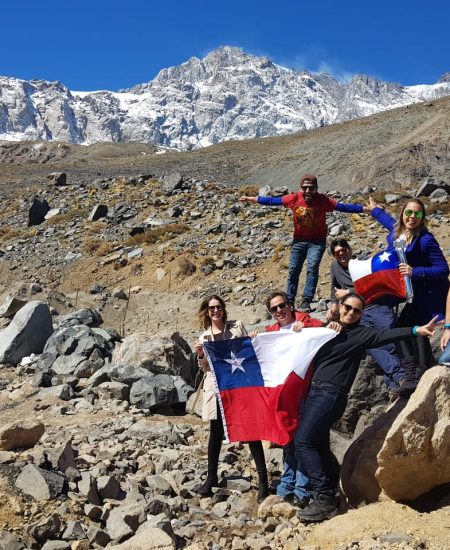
[82,237,115,256]
[46,207,88,226]
[200,256,216,267]
[126,223,190,246]
[86,220,108,235]
[239,184,259,196]
[226,245,240,253]
[177,258,196,277]
[0,226,20,241]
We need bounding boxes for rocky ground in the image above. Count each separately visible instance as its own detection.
[0,106,450,549]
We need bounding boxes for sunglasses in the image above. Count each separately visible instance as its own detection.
[404,209,424,219]
[208,305,223,312]
[341,303,363,315]
[269,302,288,314]
[333,247,349,256]
[301,185,317,191]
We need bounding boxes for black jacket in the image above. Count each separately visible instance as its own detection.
[312,325,413,392]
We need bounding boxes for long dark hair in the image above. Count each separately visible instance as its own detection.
[198,295,227,329]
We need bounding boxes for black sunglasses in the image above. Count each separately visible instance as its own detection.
[341,303,363,315]
[208,305,223,312]
[301,185,317,191]
[269,302,288,314]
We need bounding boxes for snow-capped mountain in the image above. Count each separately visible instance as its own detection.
[1,46,449,150]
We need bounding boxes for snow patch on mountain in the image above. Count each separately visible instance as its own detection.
[1,46,449,150]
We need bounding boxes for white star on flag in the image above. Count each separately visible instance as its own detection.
[378,251,391,263]
[224,351,246,374]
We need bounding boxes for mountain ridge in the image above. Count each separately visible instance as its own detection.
[1,46,449,150]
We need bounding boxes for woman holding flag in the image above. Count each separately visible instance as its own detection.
[295,292,442,523]
[368,197,449,369]
[193,295,269,502]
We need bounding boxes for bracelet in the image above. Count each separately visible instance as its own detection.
[412,326,419,335]
[444,324,450,330]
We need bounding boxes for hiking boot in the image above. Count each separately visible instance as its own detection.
[292,495,311,508]
[297,492,338,523]
[299,299,312,313]
[390,356,426,398]
[194,475,219,497]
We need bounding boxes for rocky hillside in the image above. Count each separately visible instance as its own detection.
[1,93,450,194]
[1,46,449,149]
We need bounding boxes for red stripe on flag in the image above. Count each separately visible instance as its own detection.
[354,269,405,305]
[218,368,312,445]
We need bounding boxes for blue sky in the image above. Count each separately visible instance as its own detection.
[2,0,449,91]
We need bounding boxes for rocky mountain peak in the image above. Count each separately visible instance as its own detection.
[1,47,449,149]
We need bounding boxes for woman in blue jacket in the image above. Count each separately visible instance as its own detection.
[368,197,449,368]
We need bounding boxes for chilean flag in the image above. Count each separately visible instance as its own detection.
[203,329,337,445]
[349,250,406,304]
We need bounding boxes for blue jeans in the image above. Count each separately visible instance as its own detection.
[286,239,326,305]
[360,305,405,390]
[294,381,348,495]
[438,342,450,364]
[276,401,311,500]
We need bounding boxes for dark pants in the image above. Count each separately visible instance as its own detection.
[294,381,348,495]
[396,302,434,368]
[360,304,405,390]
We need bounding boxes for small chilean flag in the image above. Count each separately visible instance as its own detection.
[349,250,406,304]
[203,329,337,445]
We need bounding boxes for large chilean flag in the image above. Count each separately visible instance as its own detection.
[349,250,406,304]
[202,329,336,445]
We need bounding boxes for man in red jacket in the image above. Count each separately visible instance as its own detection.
[240,175,368,312]
[265,291,323,506]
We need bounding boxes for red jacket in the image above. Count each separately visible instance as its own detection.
[265,310,324,332]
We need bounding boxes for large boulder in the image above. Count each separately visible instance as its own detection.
[112,332,195,386]
[340,399,407,507]
[0,421,45,451]
[0,301,53,365]
[376,366,450,501]
[129,375,178,410]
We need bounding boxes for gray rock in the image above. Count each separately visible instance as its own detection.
[54,308,103,329]
[108,528,175,549]
[0,297,27,318]
[173,376,194,403]
[28,197,50,226]
[78,472,101,505]
[146,475,174,496]
[0,301,53,365]
[45,440,77,473]
[0,532,25,550]
[163,173,183,195]
[130,375,178,410]
[47,172,67,186]
[97,475,121,500]
[15,464,65,501]
[38,384,74,401]
[0,421,45,451]
[28,513,61,541]
[61,521,86,541]
[88,204,108,221]
[85,525,110,547]
[41,542,70,550]
[97,381,130,401]
[105,503,146,543]
[384,193,401,204]
[112,331,196,386]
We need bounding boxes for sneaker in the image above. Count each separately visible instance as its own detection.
[297,492,338,523]
[299,299,312,313]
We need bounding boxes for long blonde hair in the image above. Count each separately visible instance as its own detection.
[394,199,427,244]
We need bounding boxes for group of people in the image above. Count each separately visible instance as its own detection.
[192,174,450,523]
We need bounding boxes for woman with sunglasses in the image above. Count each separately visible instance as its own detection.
[368,197,449,368]
[193,295,269,501]
[295,292,441,523]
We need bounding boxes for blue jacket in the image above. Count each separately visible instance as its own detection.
[371,207,449,321]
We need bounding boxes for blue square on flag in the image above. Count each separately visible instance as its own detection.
[203,337,264,390]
